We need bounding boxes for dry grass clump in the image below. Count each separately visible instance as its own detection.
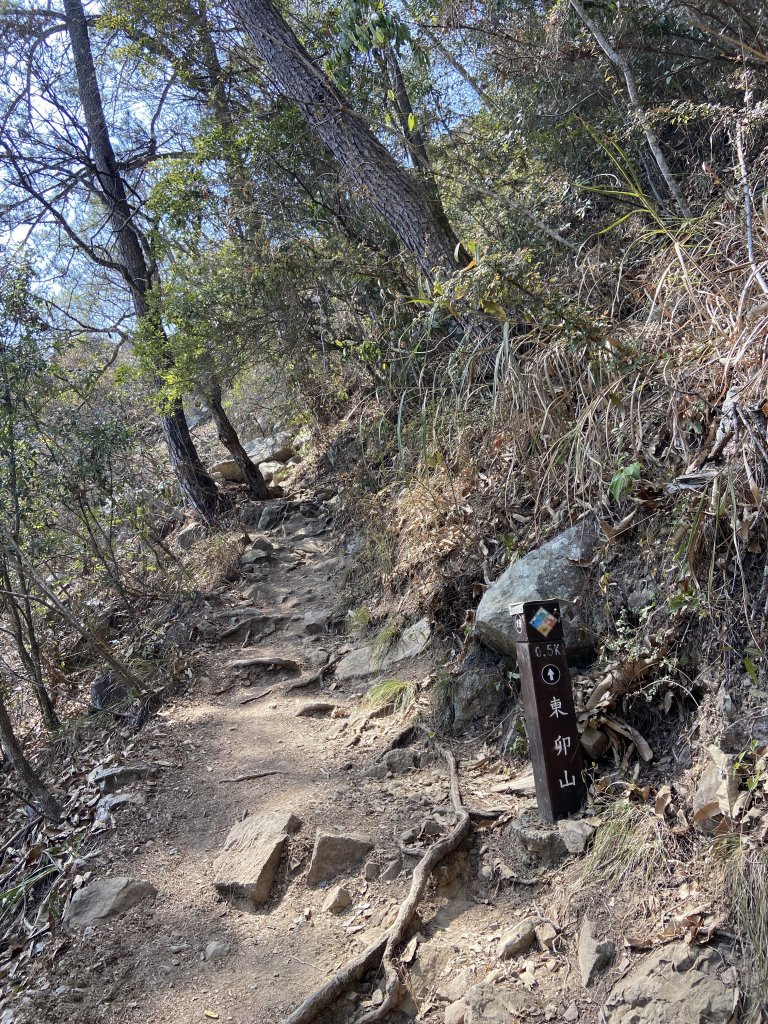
[182,533,243,592]
[723,841,768,1021]
[583,797,668,890]
[371,618,401,666]
[363,677,418,713]
[333,202,768,672]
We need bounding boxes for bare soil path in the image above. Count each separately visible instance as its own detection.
[17,499,649,1024]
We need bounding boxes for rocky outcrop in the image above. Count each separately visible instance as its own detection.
[475,520,602,662]
[65,877,157,927]
[335,618,431,683]
[604,943,736,1022]
[244,431,295,466]
[213,812,301,905]
[450,643,508,729]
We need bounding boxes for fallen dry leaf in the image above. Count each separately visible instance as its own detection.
[654,785,672,817]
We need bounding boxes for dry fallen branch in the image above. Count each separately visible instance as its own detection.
[238,686,276,705]
[218,770,285,784]
[281,748,471,1024]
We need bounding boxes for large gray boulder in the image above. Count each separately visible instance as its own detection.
[213,812,301,905]
[65,877,157,927]
[604,943,736,1023]
[451,643,507,729]
[475,520,601,662]
[244,432,295,466]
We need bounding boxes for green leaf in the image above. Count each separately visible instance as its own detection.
[609,461,642,503]
[407,112,416,132]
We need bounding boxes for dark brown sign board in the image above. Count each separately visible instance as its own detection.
[510,600,587,823]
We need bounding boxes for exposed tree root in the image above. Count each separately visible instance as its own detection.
[228,655,300,671]
[281,935,389,1024]
[283,658,336,693]
[238,686,276,705]
[281,747,470,1024]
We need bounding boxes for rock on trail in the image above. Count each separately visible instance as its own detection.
[306,831,374,885]
[65,877,157,927]
[213,811,302,904]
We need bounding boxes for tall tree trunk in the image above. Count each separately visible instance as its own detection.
[378,43,457,247]
[162,399,224,516]
[227,0,468,280]
[568,0,691,218]
[0,686,60,821]
[63,0,220,521]
[207,384,271,499]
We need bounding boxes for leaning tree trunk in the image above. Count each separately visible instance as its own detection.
[207,385,271,499]
[0,687,60,821]
[227,0,468,280]
[64,0,220,521]
[162,400,223,519]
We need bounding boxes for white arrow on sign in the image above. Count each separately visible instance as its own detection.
[541,664,561,685]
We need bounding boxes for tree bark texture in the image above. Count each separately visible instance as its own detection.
[162,400,223,518]
[63,0,220,521]
[228,0,468,280]
[379,44,457,247]
[0,687,60,821]
[207,386,271,499]
[63,0,153,306]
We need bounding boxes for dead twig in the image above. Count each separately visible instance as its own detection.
[218,770,285,784]
[280,747,470,1024]
[238,686,276,705]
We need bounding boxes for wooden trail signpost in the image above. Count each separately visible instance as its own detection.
[511,600,587,823]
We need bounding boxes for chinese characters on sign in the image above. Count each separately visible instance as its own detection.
[511,600,587,822]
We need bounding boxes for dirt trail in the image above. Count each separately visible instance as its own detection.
[20,502,586,1024]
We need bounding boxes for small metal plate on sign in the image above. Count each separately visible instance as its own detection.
[509,600,565,643]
